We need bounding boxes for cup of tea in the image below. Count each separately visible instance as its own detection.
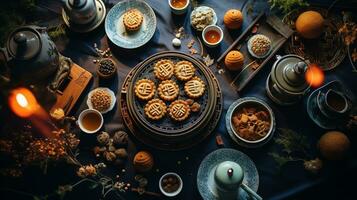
[168,0,190,15]
[77,109,103,134]
[202,25,224,47]
[317,89,350,119]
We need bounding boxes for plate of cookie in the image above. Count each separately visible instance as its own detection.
[120,51,223,150]
[105,0,157,49]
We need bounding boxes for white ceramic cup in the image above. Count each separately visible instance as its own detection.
[77,109,103,134]
[168,0,190,15]
[202,25,224,47]
[159,172,183,197]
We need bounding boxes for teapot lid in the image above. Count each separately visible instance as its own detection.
[7,26,42,60]
[271,54,310,93]
[214,161,244,190]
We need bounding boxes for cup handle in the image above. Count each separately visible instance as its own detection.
[241,183,263,200]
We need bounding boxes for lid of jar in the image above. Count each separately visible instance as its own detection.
[7,26,42,60]
[271,55,309,93]
[214,161,244,190]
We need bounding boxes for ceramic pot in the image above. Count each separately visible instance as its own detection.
[266,54,310,105]
[214,161,262,200]
[0,25,59,83]
[63,0,97,25]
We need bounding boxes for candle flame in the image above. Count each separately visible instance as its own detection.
[16,93,29,108]
[305,64,324,88]
[9,88,38,118]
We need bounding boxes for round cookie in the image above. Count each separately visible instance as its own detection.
[158,80,179,101]
[134,79,156,101]
[184,76,205,98]
[168,100,191,121]
[123,9,143,31]
[154,59,175,80]
[174,61,196,81]
[144,99,167,120]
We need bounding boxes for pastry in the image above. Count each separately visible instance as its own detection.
[184,76,205,98]
[158,80,179,101]
[168,100,191,121]
[123,9,143,31]
[134,79,156,101]
[133,151,154,172]
[174,60,196,81]
[191,102,201,112]
[154,59,175,80]
[225,50,244,71]
[50,108,65,121]
[144,99,167,120]
[224,9,243,29]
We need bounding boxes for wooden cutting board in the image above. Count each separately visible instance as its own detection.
[51,63,92,115]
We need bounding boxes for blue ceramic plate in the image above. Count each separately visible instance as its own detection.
[105,0,156,49]
[197,148,259,200]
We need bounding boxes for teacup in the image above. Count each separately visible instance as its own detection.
[202,25,224,47]
[317,89,350,119]
[77,109,103,134]
[168,0,190,15]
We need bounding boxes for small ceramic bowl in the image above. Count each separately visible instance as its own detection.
[168,0,190,15]
[247,34,272,59]
[190,6,218,31]
[202,25,224,47]
[225,97,276,148]
[87,87,117,114]
[96,58,117,79]
[77,109,103,134]
[159,172,183,197]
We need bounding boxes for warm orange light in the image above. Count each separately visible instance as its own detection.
[8,88,39,118]
[305,64,324,88]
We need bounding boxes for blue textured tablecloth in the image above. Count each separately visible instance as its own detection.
[2,0,357,199]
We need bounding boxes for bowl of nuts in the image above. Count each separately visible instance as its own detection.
[159,172,183,197]
[226,97,275,148]
[87,87,116,114]
[247,34,272,59]
[96,58,117,79]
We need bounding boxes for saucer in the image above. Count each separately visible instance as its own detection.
[197,148,259,200]
[306,80,352,129]
[62,0,106,33]
[105,0,157,49]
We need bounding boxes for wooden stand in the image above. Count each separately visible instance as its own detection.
[51,63,92,114]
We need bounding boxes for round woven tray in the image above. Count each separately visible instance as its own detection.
[120,51,223,150]
[283,7,346,71]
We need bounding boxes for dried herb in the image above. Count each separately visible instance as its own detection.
[269,128,321,173]
[269,0,309,14]
[48,24,67,41]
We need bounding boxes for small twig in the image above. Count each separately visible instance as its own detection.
[131,188,162,197]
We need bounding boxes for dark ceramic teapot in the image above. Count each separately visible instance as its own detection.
[0,25,59,84]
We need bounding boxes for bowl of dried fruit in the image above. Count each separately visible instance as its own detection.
[96,58,117,79]
[159,172,183,197]
[225,97,275,148]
